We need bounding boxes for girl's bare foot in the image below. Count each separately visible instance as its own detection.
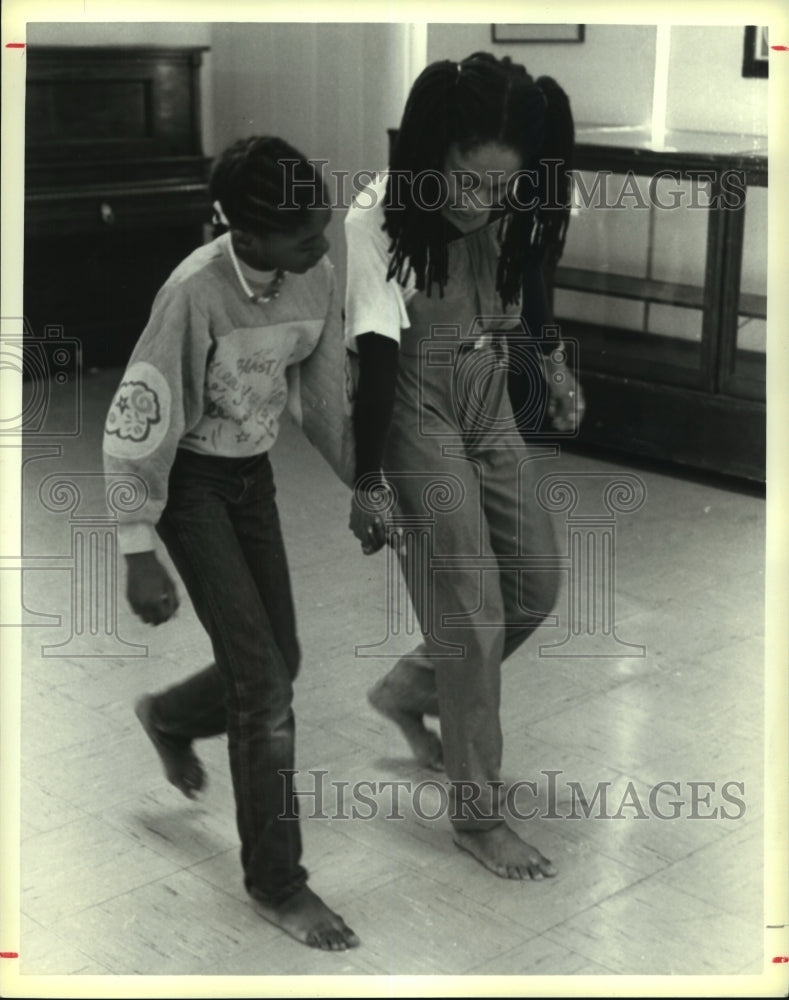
[367,682,443,770]
[134,694,205,799]
[453,823,557,880]
[253,885,360,950]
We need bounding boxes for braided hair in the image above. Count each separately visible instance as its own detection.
[385,52,574,305]
[209,135,326,235]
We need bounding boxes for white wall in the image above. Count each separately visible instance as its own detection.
[426,23,658,128]
[666,26,767,136]
[209,22,406,164]
[26,22,212,46]
[209,22,409,293]
[427,22,768,139]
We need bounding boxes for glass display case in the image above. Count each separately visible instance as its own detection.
[553,126,766,482]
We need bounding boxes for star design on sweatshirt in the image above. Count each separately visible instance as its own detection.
[236,430,250,443]
[105,381,161,443]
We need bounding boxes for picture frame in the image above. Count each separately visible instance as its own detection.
[491,24,585,44]
[742,25,769,78]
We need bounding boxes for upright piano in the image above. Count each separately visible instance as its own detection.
[24,46,212,370]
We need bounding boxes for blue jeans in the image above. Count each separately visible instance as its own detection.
[151,448,307,904]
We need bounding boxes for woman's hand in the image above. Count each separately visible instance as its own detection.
[125,550,180,625]
[543,347,586,433]
[349,479,404,556]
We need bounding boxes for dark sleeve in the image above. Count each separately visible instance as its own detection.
[522,260,555,353]
[353,332,399,485]
[509,261,554,437]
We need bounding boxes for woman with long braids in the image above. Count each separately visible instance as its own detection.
[346,52,583,879]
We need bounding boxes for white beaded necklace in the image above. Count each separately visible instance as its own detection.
[226,235,286,304]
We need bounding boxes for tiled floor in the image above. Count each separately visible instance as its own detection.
[6,368,783,992]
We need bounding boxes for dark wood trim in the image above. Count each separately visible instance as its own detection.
[575,372,766,482]
[562,320,705,390]
[742,26,769,79]
[573,144,767,185]
[700,177,727,393]
[26,45,211,59]
[738,291,767,319]
[25,184,211,238]
[25,45,209,163]
[189,49,206,155]
[717,191,747,396]
[491,24,585,44]
[555,266,705,309]
[26,155,211,190]
[555,267,765,320]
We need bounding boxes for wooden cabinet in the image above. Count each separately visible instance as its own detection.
[24,46,212,369]
[554,127,767,482]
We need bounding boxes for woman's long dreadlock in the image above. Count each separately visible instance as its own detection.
[384,52,575,306]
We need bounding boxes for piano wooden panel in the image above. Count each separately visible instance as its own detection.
[24,46,212,370]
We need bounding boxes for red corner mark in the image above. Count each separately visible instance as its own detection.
[770,45,789,50]
[772,956,789,963]
[0,952,19,959]
[5,43,26,48]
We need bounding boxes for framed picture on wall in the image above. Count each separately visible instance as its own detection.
[742,25,769,78]
[491,24,585,44]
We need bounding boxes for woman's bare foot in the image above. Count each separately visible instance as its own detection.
[134,694,205,799]
[453,824,557,880]
[367,682,443,770]
[253,885,360,950]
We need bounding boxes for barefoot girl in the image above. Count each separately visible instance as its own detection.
[103,136,358,950]
[346,53,583,880]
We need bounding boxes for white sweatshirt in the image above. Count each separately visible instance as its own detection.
[103,233,349,554]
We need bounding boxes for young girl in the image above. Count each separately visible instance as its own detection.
[103,136,358,951]
[346,53,583,880]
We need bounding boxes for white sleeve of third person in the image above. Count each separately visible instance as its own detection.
[343,188,410,346]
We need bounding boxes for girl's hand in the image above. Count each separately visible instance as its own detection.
[544,349,586,433]
[349,481,404,556]
[125,551,180,625]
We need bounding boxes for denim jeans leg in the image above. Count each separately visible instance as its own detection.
[156,450,306,903]
[148,663,228,741]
